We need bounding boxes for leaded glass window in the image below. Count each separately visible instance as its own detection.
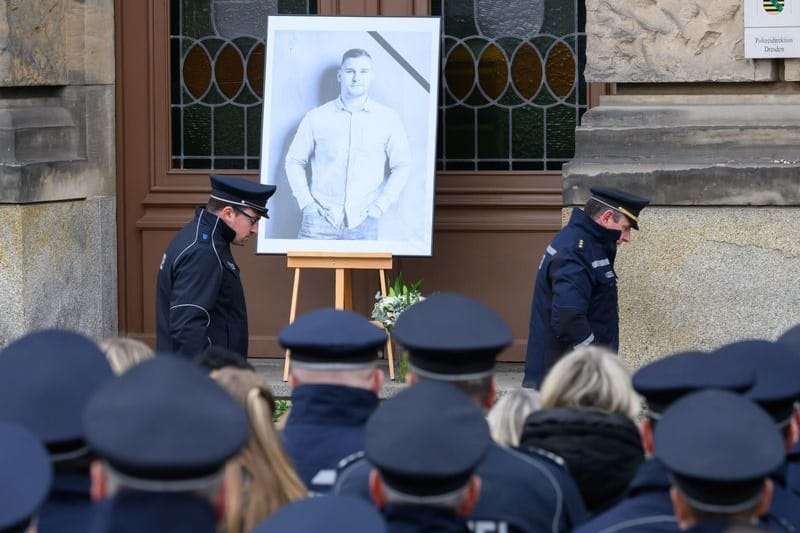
[432,0,586,171]
[170,0,317,170]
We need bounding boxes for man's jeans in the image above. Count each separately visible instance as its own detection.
[298,209,379,240]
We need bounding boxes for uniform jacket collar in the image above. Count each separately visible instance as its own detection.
[288,384,379,426]
[383,504,470,533]
[628,458,672,495]
[195,207,235,244]
[570,208,620,258]
[89,491,216,533]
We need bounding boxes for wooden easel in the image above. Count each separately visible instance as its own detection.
[283,251,395,381]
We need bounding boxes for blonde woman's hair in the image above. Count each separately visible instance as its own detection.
[99,336,154,375]
[539,346,640,422]
[211,368,307,533]
[486,388,540,447]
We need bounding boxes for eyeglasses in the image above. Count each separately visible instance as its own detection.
[232,206,261,226]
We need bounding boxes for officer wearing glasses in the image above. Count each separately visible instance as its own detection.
[156,174,275,359]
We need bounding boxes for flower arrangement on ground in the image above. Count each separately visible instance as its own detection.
[371,274,423,331]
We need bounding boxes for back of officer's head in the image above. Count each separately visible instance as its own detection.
[0,329,114,475]
[0,421,52,533]
[278,309,387,392]
[365,380,491,515]
[655,389,783,529]
[777,324,800,356]
[391,292,512,409]
[632,349,755,454]
[712,338,800,450]
[83,356,248,507]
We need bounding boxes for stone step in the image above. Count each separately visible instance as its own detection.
[563,95,800,206]
[574,126,800,161]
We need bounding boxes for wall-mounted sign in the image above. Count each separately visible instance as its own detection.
[745,0,800,57]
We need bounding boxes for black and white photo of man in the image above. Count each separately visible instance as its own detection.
[285,48,411,240]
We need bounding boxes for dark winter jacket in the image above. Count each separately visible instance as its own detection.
[520,407,644,514]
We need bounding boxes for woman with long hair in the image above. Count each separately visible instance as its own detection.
[211,367,307,533]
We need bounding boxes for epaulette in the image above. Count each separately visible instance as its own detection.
[576,238,585,252]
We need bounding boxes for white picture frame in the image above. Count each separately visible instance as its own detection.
[256,15,441,256]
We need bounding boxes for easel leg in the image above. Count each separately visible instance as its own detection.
[378,269,395,380]
[385,332,395,381]
[283,268,301,382]
[335,268,353,310]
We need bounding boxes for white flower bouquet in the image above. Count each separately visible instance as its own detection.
[371,274,424,331]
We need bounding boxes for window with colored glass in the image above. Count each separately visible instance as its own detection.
[170,0,317,170]
[432,0,586,171]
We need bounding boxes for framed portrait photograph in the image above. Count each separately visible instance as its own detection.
[256,15,441,257]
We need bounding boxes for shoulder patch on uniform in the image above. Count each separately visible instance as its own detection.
[577,239,585,251]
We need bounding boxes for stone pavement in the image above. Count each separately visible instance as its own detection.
[251,358,527,399]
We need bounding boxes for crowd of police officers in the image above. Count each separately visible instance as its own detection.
[1,177,799,533]
[0,297,798,533]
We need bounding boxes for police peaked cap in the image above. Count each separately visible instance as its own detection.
[278,308,387,368]
[590,186,650,230]
[366,380,491,498]
[251,495,387,532]
[0,329,114,460]
[83,356,248,488]
[632,350,755,418]
[777,324,800,356]
[392,292,512,380]
[0,421,52,530]
[209,174,276,217]
[655,389,784,514]
[712,339,800,427]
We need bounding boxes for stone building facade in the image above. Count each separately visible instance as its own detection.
[0,1,117,345]
[567,0,800,365]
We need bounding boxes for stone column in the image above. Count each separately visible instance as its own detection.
[0,0,116,346]
[566,0,800,366]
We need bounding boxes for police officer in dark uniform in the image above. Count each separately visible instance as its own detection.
[0,329,114,533]
[83,356,248,533]
[366,380,491,533]
[776,325,800,498]
[279,308,387,494]
[156,174,276,359]
[523,186,650,387]
[335,292,588,532]
[574,350,755,533]
[713,339,800,532]
[655,389,782,533]
[0,420,52,533]
[251,495,386,532]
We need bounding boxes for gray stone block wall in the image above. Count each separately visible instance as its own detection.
[0,197,117,346]
[614,207,800,368]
